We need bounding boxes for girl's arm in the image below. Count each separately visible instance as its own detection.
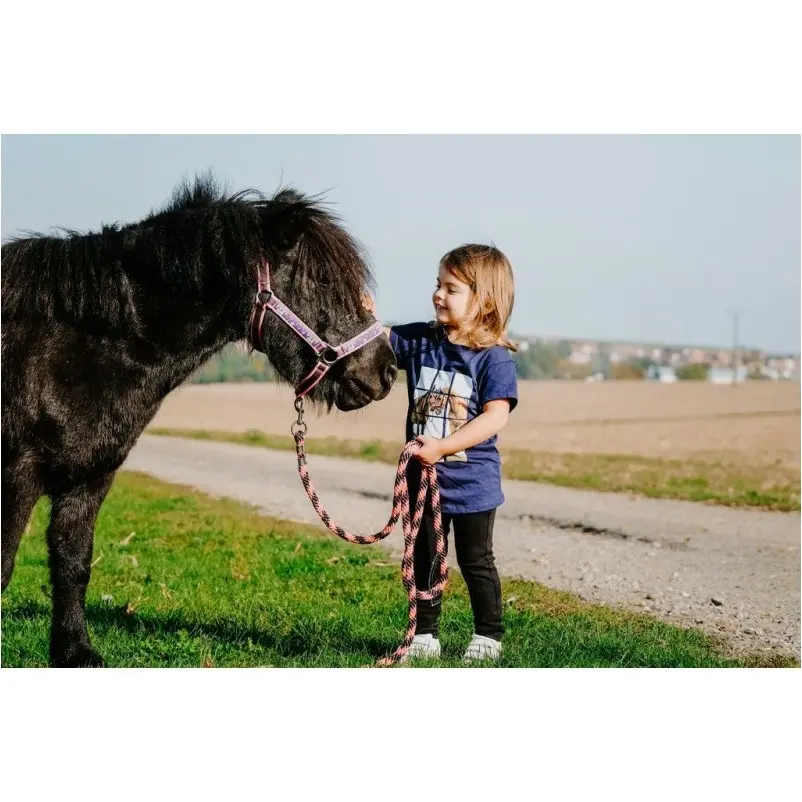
[415,399,510,464]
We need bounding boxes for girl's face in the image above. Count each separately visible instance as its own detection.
[433,264,474,329]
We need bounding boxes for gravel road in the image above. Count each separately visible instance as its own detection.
[125,435,801,660]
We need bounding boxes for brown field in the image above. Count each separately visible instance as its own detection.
[151,380,800,469]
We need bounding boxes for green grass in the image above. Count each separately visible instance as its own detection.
[2,473,793,668]
[147,427,801,511]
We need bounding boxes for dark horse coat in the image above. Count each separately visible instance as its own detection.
[1,174,397,666]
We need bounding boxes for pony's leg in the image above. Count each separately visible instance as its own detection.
[1,459,42,591]
[47,473,114,668]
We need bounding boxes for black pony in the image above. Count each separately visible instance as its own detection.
[1,174,397,666]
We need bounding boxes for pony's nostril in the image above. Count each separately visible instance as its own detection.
[384,362,398,388]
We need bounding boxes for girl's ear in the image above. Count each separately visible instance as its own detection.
[470,295,489,318]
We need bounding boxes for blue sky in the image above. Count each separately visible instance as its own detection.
[2,135,799,353]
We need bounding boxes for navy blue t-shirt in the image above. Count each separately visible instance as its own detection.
[390,322,518,515]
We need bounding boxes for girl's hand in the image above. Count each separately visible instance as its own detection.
[361,292,376,315]
[414,435,445,465]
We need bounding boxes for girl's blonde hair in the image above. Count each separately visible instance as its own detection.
[439,243,517,351]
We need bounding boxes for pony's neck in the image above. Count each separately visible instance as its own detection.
[123,262,253,396]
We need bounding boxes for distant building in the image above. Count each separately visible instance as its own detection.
[568,344,595,364]
[708,366,748,384]
[646,365,677,383]
[766,356,801,380]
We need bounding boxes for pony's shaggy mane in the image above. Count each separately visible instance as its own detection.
[1,173,373,334]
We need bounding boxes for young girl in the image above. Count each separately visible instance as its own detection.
[369,244,518,663]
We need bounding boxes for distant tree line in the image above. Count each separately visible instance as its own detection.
[190,346,276,383]
[675,363,708,381]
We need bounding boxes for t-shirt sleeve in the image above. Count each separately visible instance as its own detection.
[478,349,518,412]
[389,322,427,372]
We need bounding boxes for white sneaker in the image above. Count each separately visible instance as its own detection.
[462,634,502,663]
[398,633,441,664]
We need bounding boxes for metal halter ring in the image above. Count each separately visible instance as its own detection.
[319,347,339,366]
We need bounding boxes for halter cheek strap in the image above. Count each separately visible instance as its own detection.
[248,259,384,398]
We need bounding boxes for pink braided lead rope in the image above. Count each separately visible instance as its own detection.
[291,399,448,666]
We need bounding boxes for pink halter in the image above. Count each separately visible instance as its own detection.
[248,259,384,398]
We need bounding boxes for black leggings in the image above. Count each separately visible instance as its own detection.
[414,506,504,641]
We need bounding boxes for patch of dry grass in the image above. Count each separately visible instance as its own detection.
[150,380,800,463]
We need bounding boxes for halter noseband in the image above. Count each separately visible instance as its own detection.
[247,258,384,398]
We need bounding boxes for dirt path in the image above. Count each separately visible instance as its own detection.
[125,435,801,660]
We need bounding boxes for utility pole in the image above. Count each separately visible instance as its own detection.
[728,308,740,386]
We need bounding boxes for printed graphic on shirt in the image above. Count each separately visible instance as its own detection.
[411,366,473,462]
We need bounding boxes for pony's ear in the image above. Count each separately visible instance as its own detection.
[268,203,309,254]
